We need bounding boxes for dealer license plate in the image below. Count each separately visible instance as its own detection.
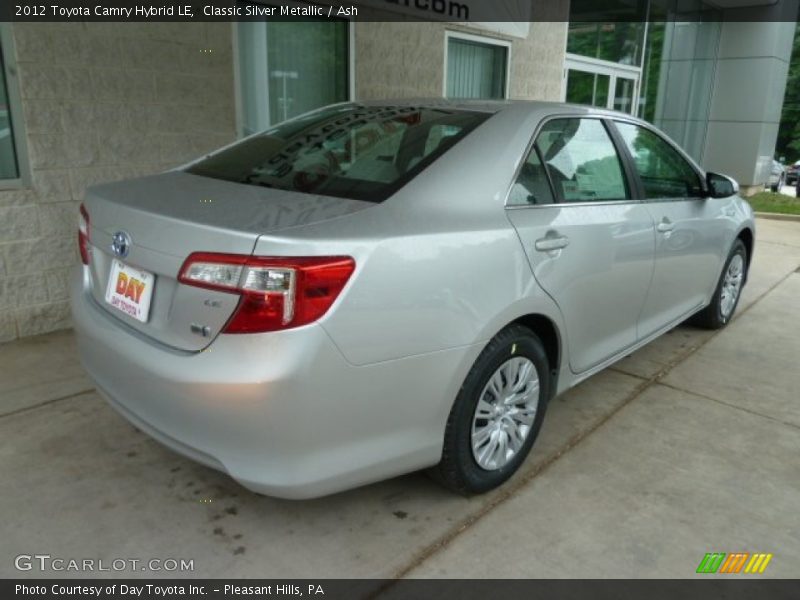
[104,259,155,323]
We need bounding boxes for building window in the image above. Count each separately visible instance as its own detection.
[236,21,352,136]
[564,19,644,116]
[565,69,610,109]
[563,2,647,117]
[566,22,646,67]
[563,58,641,115]
[0,24,29,187]
[445,32,510,100]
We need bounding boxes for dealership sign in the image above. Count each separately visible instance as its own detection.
[359,0,532,37]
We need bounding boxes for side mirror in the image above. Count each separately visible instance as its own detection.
[706,172,739,198]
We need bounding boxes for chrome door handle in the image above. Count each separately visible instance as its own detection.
[656,219,674,233]
[534,235,570,252]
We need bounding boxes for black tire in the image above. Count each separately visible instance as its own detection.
[691,239,747,330]
[430,324,551,494]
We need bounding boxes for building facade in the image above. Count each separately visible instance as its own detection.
[0,0,796,341]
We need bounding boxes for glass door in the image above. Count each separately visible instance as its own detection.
[565,69,610,108]
[564,58,640,115]
[613,77,636,113]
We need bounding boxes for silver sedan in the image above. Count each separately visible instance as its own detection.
[71,100,754,498]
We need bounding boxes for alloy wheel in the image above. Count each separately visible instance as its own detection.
[471,357,540,471]
[720,254,744,319]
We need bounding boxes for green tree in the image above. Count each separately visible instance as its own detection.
[776,25,800,161]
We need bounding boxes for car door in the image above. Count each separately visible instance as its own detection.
[611,120,725,339]
[506,116,656,374]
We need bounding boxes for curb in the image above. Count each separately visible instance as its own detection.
[754,212,800,223]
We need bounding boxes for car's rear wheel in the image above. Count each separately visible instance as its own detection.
[691,239,747,329]
[430,324,551,494]
[770,175,783,193]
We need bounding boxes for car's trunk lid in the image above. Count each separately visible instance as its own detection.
[84,171,372,351]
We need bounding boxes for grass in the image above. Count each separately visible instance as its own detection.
[746,191,800,215]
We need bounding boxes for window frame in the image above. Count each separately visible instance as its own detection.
[606,116,708,202]
[443,30,512,100]
[232,19,356,138]
[0,23,31,190]
[505,113,639,209]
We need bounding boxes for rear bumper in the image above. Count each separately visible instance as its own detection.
[70,266,476,498]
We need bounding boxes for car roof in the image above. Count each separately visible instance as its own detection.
[357,98,528,113]
[356,98,637,120]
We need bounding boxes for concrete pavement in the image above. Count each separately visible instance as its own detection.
[1,217,798,579]
[411,275,800,578]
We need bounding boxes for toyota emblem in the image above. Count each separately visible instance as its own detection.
[111,231,132,258]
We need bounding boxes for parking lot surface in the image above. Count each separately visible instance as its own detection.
[1,217,798,579]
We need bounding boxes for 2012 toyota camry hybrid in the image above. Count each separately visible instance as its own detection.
[71,100,754,499]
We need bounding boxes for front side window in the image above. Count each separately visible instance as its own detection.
[535,118,628,203]
[187,105,490,202]
[615,122,703,199]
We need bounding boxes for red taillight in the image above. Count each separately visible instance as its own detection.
[178,252,356,333]
[78,203,90,265]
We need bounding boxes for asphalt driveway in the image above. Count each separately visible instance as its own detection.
[1,217,799,579]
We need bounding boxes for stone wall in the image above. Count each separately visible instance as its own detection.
[0,22,237,342]
[508,22,568,101]
[354,4,568,102]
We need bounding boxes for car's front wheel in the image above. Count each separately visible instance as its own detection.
[692,239,747,329]
[430,324,551,494]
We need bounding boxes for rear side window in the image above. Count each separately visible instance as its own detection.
[508,147,555,206]
[535,118,628,203]
[614,121,703,199]
[187,105,490,202]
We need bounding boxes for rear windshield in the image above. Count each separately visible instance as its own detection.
[186,105,490,202]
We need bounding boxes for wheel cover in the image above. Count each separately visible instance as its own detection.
[720,254,744,319]
[471,356,540,471]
